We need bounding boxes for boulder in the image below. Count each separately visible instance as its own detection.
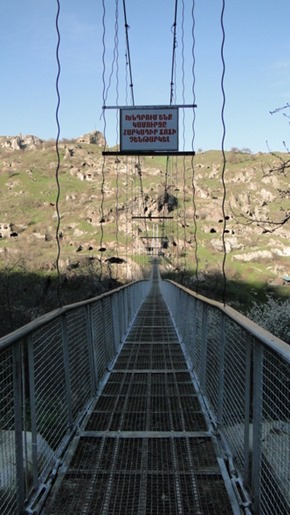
[77,131,105,147]
[0,135,43,151]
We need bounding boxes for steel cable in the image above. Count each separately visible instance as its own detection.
[220,0,227,304]
[100,0,107,279]
[181,0,187,271]
[55,0,62,306]
[103,0,119,108]
[173,56,180,268]
[170,0,178,106]
[122,0,149,268]
[162,0,179,246]
[114,0,120,268]
[122,0,134,106]
[125,53,130,280]
[190,0,199,290]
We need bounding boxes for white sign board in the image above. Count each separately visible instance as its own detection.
[120,107,179,152]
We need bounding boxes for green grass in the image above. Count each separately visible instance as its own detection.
[1,143,290,313]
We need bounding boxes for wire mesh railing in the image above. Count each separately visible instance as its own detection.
[160,279,290,515]
[0,279,150,515]
[1,270,289,514]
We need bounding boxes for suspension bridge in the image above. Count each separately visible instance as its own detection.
[0,260,289,514]
[1,1,290,513]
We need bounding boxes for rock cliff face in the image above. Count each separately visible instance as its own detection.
[76,130,105,147]
[0,136,290,287]
[0,134,43,150]
[0,131,106,151]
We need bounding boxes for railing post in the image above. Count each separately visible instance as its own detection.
[217,312,225,427]
[175,287,180,322]
[61,314,73,431]
[27,334,40,491]
[252,343,264,513]
[187,296,197,371]
[243,338,253,485]
[100,299,109,366]
[12,342,25,512]
[85,305,98,396]
[200,303,208,392]
[123,288,128,335]
[110,294,120,352]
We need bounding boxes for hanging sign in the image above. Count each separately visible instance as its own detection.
[120,106,178,152]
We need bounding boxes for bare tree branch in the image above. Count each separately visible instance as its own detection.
[229,202,290,234]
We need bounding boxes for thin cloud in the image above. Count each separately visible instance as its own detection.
[273,60,290,71]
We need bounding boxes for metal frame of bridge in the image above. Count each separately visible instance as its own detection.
[0,264,289,514]
[43,271,242,514]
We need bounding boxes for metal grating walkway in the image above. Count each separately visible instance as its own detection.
[43,278,240,514]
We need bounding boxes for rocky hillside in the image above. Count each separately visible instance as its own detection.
[1,131,290,293]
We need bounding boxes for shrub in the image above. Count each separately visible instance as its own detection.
[247,295,290,344]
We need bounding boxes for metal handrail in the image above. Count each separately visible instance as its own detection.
[1,273,289,514]
[160,279,290,515]
[0,280,146,351]
[165,279,290,362]
[0,279,150,514]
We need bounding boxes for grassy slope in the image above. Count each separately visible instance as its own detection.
[1,141,290,314]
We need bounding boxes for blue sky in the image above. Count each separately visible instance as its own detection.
[1,1,289,152]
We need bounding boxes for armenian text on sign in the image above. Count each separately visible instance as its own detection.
[120,107,178,152]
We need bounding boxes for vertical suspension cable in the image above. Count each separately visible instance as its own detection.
[55,0,62,307]
[100,0,107,280]
[132,159,137,265]
[170,0,178,106]
[122,0,149,273]
[122,0,134,106]
[102,1,120,280]
[172,56,180,269]
[181,0,187,271]
[136,161,141,269]
[129,159,135,281]
[125,156,130,281]
[190,0,199,290]
[114,0,120,270]
[162,0,179,248]
[220,0,227,304]
[104,3,119,107]
[124,52,130,281]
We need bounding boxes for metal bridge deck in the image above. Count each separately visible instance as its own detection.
[44,279,239,514]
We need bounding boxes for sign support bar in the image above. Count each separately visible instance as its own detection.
[103,104,197,110]
[102,150,195,156]
[132,216,174,220]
